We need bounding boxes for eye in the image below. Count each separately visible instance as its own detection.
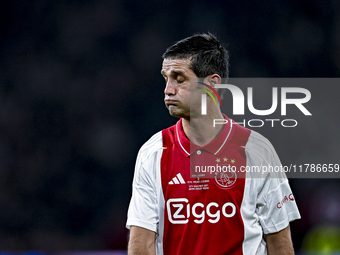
[177,77,185,83]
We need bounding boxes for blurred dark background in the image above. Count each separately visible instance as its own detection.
[0,0,340,253]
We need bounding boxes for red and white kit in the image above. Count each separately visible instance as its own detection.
[126,116,300,255]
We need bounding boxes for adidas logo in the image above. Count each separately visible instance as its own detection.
[169,173,186,185]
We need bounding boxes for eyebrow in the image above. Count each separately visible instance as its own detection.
[161,70,185,77]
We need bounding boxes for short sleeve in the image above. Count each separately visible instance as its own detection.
[256,178,301,234]
[126,147,159,233]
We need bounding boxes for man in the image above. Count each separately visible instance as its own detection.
[126,33,300,255]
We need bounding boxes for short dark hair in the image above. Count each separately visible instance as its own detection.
[162,33,229,81]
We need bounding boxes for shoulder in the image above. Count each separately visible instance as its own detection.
[229,121,274,155]
[133,131,164,184]
[237,126,281,166]
[138,131,163,161]
[137,123,177,162]
[246,129,276,156]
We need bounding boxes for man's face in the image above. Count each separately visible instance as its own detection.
[161,58,201,119]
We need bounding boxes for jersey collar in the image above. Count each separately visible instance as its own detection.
[175,114,233,157]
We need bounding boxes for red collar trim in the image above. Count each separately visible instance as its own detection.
[175,114,233,157]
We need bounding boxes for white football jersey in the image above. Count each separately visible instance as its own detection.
[127,117,300,255]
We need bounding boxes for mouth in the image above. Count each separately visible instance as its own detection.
[164,99,179,107]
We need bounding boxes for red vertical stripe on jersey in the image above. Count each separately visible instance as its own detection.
[161,120,251,255]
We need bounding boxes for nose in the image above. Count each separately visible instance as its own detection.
[164,80,175,96]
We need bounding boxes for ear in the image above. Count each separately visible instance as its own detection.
[208,74,221,88]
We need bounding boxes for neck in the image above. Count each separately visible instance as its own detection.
[182,109,224,147]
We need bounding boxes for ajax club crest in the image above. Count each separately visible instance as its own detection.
[213,157,237,189]
[214,164,237,189]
